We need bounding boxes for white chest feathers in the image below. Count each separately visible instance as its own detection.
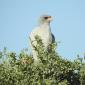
[30,24,52,48]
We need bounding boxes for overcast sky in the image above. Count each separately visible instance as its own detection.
[0,0,85,60]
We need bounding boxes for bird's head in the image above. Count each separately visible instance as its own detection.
[38,15,52,25]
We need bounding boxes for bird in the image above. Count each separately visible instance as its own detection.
[29,15,55,62]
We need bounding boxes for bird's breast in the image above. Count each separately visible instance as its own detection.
[37,27,52,47]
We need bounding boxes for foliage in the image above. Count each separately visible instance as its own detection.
[0,37,85,85]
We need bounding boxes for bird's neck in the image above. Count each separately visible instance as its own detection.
[39,23,51,33]
[40,23,51,29]
[43,22,50,25]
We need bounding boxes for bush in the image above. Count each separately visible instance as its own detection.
[0,37,85,85]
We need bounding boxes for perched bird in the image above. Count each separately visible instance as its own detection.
[29,15,55,62]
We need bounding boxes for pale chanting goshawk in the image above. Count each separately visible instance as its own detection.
[29,15,55,62]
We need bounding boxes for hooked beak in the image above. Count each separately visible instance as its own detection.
[47,16,53,21]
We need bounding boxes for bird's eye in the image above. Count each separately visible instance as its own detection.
[44,17,48,19]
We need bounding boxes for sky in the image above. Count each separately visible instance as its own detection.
[0,0,85,61]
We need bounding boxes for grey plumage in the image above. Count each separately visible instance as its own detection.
[51,33,55,43]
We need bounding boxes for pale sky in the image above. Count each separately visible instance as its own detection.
[0,0,85,60]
